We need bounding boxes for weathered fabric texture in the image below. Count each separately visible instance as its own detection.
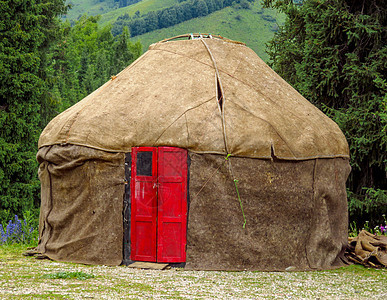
[186,153,351,271]
[36,37,351,270]
[346,230,387,268]
[36,146,350,270]
[38,38,349,160]
[36,145,125,265]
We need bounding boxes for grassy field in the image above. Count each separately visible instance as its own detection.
[132,1,284,61]
[98,0,179,27]
[65,1,283,62]
[65,0,180,24]
[1,244,386,299]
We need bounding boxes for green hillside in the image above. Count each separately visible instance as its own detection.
[132,2,283,61]
[98,0,179,27]
[65,1,283,61]
[65,0,180,24]
[65,0,116,20]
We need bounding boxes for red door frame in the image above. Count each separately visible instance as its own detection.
[130,147,188,263]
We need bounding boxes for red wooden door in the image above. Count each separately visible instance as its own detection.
[130,147,158,262]
[157,147,188,262]
[130,147,187,263]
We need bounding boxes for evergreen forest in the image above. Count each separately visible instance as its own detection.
[0,0,386,235]
[0,0,141,225]
[263,0,386,229]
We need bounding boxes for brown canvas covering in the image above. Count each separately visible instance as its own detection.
[37,145,124,265]
[38,38,349,160]
[346,230,387,268]
[186,153,350,271]
[36,145,350,270]
[36,36,351,270]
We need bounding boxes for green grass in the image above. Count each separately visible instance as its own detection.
[2,245,385,299]
[64,1,284,62]
[0,244,33,260]
[99,0,179,27]
[65,0,180,26]
[42,271,94,280]
[328,263,384,275]
[132,1,284,62]
[65,0,111,21]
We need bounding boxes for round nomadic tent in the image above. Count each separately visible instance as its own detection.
[36,34,351,271]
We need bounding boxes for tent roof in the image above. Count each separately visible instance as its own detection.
[38,35,349,160]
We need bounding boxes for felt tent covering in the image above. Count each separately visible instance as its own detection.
[38,36,349,159]
[37,35,351,270]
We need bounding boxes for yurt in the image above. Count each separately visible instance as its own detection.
[36,34,351,271]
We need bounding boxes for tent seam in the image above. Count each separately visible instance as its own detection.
[41,148,54,253]
[152,45,346,145]
[149,48,215,70]
[200,38,230,155]
[215,66,308,125]
[229,100,299,158]
[149,47,302,123]
[37,142,349,160]
[148,47,326,149]
[153,96,216,144]
[184,113,190,148]
[306,158,319,270]
[200,38,247,228]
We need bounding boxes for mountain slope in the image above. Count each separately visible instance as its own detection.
[65,1,283,61]
[133,2,283,61]
[65,0,179,25]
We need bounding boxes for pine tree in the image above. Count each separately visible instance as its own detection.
[47,16,142,110]
[264,0,386,227]
[195,0,209,17]
[111,27,142,75]
[0,0,68,222]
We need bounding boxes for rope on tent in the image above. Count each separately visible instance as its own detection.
[191,163,223,201]
[189,153,247,229]
[200,38,247,229]
[225,154,247,228]
[158,33,245,45]
[200,38,229,152]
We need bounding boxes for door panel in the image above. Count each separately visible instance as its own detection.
[130,147,158,262]
[130,146,187,263]
[157,147,188,263]
[160,222,182,258]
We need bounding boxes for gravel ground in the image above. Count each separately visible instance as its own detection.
[0,249,386,299]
